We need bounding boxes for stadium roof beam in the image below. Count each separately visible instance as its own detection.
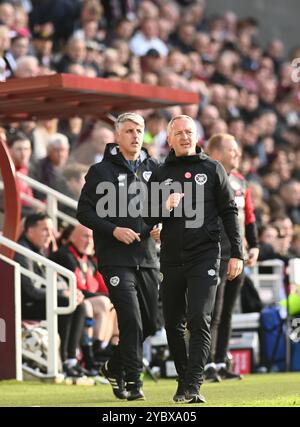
[0,73,199,123]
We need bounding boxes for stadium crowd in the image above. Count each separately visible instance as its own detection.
[0,0,300,380]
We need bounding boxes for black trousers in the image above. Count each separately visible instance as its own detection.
[101,266,159,384]
[22,296,85,362]
[210,259,244,363]
[161,252,219,389]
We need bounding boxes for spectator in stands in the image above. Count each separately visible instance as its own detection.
[70,124,114,166]
[77,112,160,401]
[55,36,87,73]
[0,24,11,81]
[59,163,88,200]
[14,54,40,77]
[258,223,289,262]
[31,29,54,68]
[31,132,70,195]
[51,224,119,372]
[279,181,300,224]
[4,34,29,75]
[129,17,169,57]
[206,133,259,381]
[289,228,300,258]
[0,2,15,29]
[15,212,89,377]
[7,131,34,216]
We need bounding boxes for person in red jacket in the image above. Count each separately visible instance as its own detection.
[206,133,259,381]
[51,224,119,372]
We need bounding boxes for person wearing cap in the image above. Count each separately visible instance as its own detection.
[144,116,243,404]
[140,48,162,74]
[77,112,160,401]
[31,29,54,68]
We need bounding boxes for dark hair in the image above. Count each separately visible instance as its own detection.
[24,213,50,232]
[57,224,75,247]
[7,131,29,148]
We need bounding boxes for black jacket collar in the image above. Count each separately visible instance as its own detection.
[103,143,149,168]
[165,146,208,164]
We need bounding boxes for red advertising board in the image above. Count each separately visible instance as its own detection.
[230,349,252,375]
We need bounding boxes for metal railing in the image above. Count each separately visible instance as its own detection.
[0,235,77,378]
[16,172,78,228]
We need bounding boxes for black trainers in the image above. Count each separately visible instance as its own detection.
[173,379,186,403]
[101,361,128,399]
[185,386,206,404]
[204,366,222,383]
[63,363,85,378]
[126,381,146,401]
[218,367,242,380]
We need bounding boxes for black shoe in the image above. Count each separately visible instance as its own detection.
[218,367,242,380]
[204,366,222,383]
[173,379,186,403]
[185,386,206,404]
[63,363,86,378]
[101,361,128,400]
[126,381,146,401]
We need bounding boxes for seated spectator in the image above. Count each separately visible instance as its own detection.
[31,133,70,197]
[7,131,35,216]
[51,224,119,370]
[289,228,300,258]
[14,55,40,78]
[57,163,88,200]
[56,163,89,219]
[14,213,89,377]
[258,224,289,263]
[70,124,114,165]
[5,34,30,76]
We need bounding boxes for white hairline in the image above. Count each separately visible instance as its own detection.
[167,115,197,136]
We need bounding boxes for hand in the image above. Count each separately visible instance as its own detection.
[227,258,243,281]
[246,247,259,267]
[113,227,141,245]
[165,193,184,211]
[76,289,84,305]
[150,225,161,242]
[62,289,84,306]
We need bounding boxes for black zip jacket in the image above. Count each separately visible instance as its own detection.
[144,148,243,267]
[77,143,159,269]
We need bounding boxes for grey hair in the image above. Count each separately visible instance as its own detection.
[167,115,197,136]
[115,112,145,132]
[47,133,69,152]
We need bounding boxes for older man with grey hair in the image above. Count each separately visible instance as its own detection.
[30,132,70,195]
[77,112,160,401]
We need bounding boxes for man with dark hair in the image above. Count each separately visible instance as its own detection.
[77,112,160,401]
[7,131,34,216]
[15,213,88,377]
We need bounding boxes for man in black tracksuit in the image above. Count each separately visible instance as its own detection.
[144,115,243,404]
[77,113,160,401]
